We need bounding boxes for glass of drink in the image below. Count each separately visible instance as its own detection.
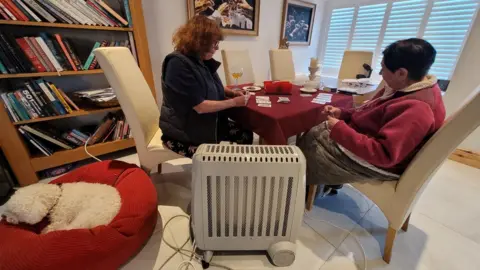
[231,67,244,91]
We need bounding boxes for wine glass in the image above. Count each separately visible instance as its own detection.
[231,67,244,91]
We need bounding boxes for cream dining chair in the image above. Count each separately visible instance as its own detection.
[221,50,255,85]
[306,85,480,264]
[94,47,189,173]
[338,50,373,80]
[269,49,296,81]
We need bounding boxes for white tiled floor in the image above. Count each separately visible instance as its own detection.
[2,154,480,270]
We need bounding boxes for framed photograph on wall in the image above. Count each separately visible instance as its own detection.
[281,0,316,46]
[187,0,261,36]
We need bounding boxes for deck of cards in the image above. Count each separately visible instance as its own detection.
[278,97,290,104]
[312,93,333,105]
[256,96,271,108]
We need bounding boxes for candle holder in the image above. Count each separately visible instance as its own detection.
[308,66,319,81]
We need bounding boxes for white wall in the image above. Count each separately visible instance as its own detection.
[443,12,480,152]
[142,0,325,103]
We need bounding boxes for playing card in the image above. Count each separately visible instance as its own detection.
[258,103,272,108]
[256,100,272,104]
[256,96,270,100]
[300,94,313,97]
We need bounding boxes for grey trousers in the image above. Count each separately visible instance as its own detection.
[297,122,398,186]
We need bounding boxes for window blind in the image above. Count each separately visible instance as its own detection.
[423,0,479,79]
[351,3,388,52]
[322,7,355,71]
[321,0,479,80]
[374,0,428,73]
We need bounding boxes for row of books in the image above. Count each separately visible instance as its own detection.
[0,31,132,74]
[1,80,80,122]
[18,112,132,157]
[0,0,132,27]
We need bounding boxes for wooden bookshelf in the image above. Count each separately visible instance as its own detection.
[31,138,135,171]
[12,107,122,125]
[0,20,133,32]
[0,0,155,186]
[0,70,104,79]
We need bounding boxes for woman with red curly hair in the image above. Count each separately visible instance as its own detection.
[160,16,253,157]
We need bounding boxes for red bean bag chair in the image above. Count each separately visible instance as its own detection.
[0,160,158,270]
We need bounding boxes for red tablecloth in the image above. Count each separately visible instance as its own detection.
[229,85,353,145]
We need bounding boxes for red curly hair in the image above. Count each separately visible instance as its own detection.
[173,16,224,56]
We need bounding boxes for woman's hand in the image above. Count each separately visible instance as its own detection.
[232,94,249,107]
[323,105,342,119]
[326,115,340,130]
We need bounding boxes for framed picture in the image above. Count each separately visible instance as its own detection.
[281,0,316,46]
[187,0,261,36]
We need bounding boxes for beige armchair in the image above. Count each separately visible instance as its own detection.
[306,85,480,263]
[221,50,255,85]
[338,50,373,80]
[94,47,188,173]
[269,49,296,81]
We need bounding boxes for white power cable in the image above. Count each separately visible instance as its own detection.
[84,136,102,162]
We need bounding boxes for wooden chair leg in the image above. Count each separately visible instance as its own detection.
[384,226,397,264]
[306,185,317,211]
[401,214,411,232]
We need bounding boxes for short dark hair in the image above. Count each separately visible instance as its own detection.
[382,38,436,81]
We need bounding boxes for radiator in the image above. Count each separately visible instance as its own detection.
[191,144,306,267]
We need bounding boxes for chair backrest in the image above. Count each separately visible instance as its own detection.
[94,47,159,153]
[269,49,295,81]
[394,85,480,219]
[221,50,255,85]
[338,51,373,81]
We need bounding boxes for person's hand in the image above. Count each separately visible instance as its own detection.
[232,94,249,107]
[225,87,246,98]
[327,115,340,129]
[323,105,342,119]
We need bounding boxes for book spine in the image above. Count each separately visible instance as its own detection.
[83,41,101,70]
[22,0,56,22]
[82,0,110,26]
[44,82,66,115]
[29,37,55,72]
[11,0,34,21]
[23,37,48,72]
[30,80,56,116]
[0,2,16,20]
[51,0,86,25]
[0,46,17,73]
[18,127,53,156]
[39,33,69,70]
[68,130,86,143]
[128,32,138,63]
[0,60,8,74]
[62,38,83,70]
[14,90,38,118]
[15,38,46,72]
[61,132,83,146]
[0,4,9,19]
[35,79,62,115]
[0,32,25,73]
[58,88,79,111]
[20,88,44,117]
[1,93,19,122]
[87,0,117,27]
[95,0,127,25]
[71,129,89,141]
[122,122,129,139]
[67,0,96,25]
[7,93,29,120]
[36,0,73,24]
[54,34,76,71]
[2,32,36,72]
[25,81,50,116]
[2,0,28,21]
[35,37,63,72]
[48,83,71,113]
[21,125,73,150]
[123,0,132,27]
[16,0,40,21]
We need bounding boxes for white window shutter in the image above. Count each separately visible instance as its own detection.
[351,3,388,52]
[322,7,355,76]
[423,0,479,79]
[375,0,428,74]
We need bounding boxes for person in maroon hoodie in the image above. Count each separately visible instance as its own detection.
[297,38,446,196]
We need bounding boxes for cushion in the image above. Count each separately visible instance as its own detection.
[0,160,158,270]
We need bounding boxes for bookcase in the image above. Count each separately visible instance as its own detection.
[0,0,154,186]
